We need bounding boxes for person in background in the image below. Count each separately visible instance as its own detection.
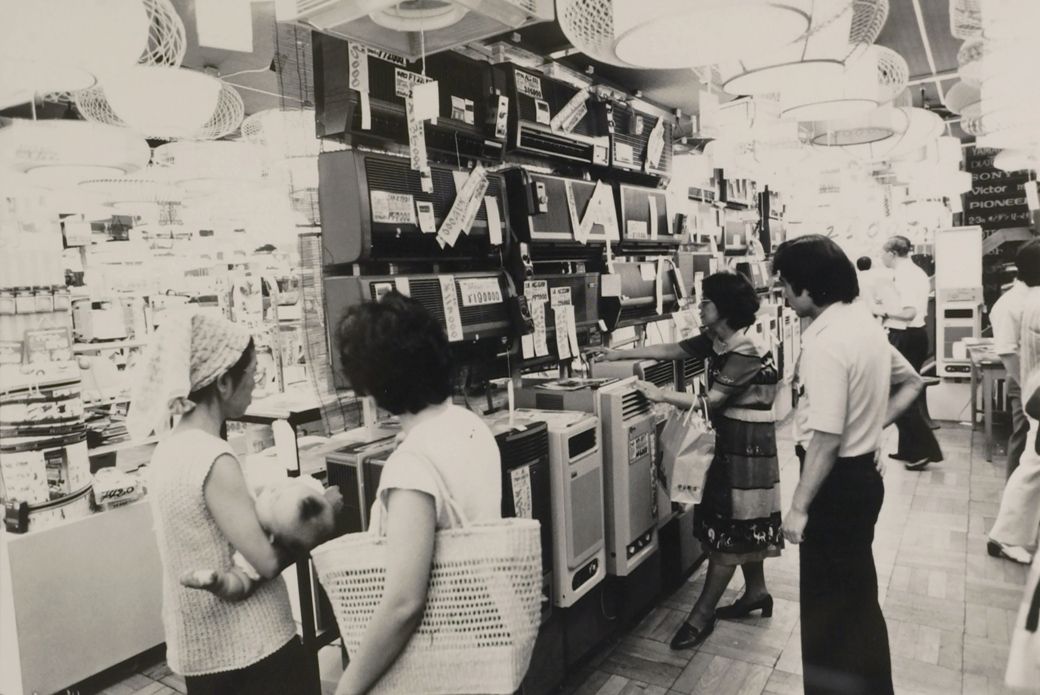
[591,271,783,651]
[990,241,1040,481]
[773,235,923,695]
[127,312,317,695]
[1005,281,1040,688]
[333,292,502,695]
[856,256,886,320]
[879,235,943,470]
[987,239,1040,565]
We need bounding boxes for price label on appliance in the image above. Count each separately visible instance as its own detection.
[524,280,549,304]
[458,278,503,307]
[415,201,436,233]
[510,465,533,519]
[394,68,433,98]
[370,191,417,225]
[439,275,464,342]
[629,432,651,461]
[515,71,543,99]
[614,141,635,165]
[550,287,572,307]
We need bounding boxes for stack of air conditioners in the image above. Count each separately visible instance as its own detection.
[503,168,615,368]
[590,95,674,180]
[516,376,658,578]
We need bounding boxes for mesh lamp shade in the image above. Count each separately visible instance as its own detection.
[0,0,149,106]
[608,0,814,68]
[780,45,908,122]
[102,66,222,140]
[241,109,321,159]
[0,119,150,189]
[811,107,943,163]
[718,0,888,96]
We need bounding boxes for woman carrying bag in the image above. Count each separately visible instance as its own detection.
[590,271,783,650]
[325,292,540,695]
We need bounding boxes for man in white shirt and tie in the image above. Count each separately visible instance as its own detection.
[879,235,943,469]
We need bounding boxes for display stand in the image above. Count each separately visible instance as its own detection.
[0,500,164,695]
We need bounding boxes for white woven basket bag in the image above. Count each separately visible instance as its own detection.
[312,458,543,694]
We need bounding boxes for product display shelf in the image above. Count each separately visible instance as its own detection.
[0,500,164,695]
[73,339,147,353]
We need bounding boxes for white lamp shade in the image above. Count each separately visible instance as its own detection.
[241,109,321,159]
[994,149,1039,173]
[0,119,150,188]
[0,0,148,93]
[719,0,876,96]
[103,66,222,139]
[944,81,981,116]
[153,141,267,183]
[611,0,812,68]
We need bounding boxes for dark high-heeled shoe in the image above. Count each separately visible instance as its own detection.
[715,594,774,620]
[669,617,716,650]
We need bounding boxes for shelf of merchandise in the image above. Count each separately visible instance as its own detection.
[72,339,147,353]
[88,436,160,458]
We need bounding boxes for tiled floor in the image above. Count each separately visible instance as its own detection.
[81,421,1036,695]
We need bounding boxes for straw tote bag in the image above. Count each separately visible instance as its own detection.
[312,455,543,694]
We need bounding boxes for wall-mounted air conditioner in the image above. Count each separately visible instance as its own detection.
[313,34,507,163]
[599,261,680,332]
[615,184,678,253]
[319,149,507,263]
[590,98,674,178]
[278,0,554,61]
[324,271,514,387]
[502,64,607,165]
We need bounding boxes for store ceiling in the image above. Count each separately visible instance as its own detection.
[1,0,971,140]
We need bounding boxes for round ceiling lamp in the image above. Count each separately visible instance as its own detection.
[810,107,943,162]
[78,169,180,203]
[153,141,267,186]
[102,66,220,138]
[0,0,151,106]
[944,80,981,120]
[368,1,470,31]
[74,68,242,140]
[719,0,888,96]
[994,148,1039,173]
[780,45,908,122]
[957,39,984,87]
[0,119,150,189]
[557,0,820,68]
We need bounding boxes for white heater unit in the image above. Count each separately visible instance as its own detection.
[275,0,554,61]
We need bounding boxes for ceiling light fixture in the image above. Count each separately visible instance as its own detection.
[780,45,908,122]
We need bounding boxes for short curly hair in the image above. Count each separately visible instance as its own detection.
[702,271,760,330]
[336,291,453,415]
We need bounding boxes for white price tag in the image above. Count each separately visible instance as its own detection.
[510,465,533,519]
[524,280,549,304]
[550,287,572,307]
[649,196,659,238]
[485,196,503,245]
[627,220,649,239]
[532,303,549,356]
[411,80,440,121]
[394,277,411,296]
[439,275,464,342]
[534,99,551,125]
[615,141,635,165]
[395,68,433,98]
[554,307,572,360]
[416,201,436,233]
[458,277,503,307]
[551,88,589,133]
[515,71,543,99]
[370,191,417,225]
[405,97,427,173]
[640,263,656,282]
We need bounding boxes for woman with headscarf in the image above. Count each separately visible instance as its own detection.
[128,311,323,694]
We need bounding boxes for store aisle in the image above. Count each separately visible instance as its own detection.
[86,422,1032,695]
[560,422,1033,695]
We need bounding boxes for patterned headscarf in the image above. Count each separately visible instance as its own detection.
[126,310,252,439]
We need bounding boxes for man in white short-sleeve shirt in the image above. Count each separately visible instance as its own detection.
[772,235,922,695]
[991,279,1032,479]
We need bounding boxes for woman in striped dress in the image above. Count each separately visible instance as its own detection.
[591,271,783,650]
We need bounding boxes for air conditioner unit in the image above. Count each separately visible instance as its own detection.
[615,184,679,252]
[937,299,982,377]
[733,259,774,293]
[591,358,675,389]
[515,376,658,576]
[319,149,508,263]
[277,0,554,62]
[324,431,399,532]
[488,409,605,607]
[484,418,554,621]
[599,261,679,332]
[313,35,507,163]
[590,99,674,177]
[518,273,600,329]
[324,271,514,388]
[502,64,608,165]
[503,168,619,249]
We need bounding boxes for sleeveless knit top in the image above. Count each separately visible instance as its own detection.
[149,429,296,675]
